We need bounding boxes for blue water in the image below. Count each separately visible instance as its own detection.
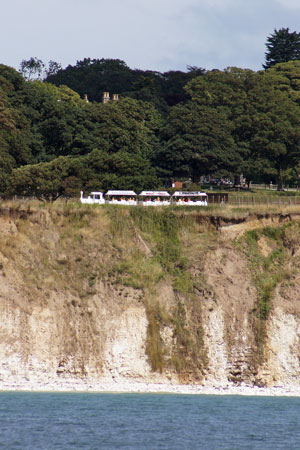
[0,393,299,449]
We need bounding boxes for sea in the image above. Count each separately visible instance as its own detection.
[1,392,300,449]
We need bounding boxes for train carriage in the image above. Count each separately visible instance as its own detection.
[105,190,137,205]
[172,191,208,206]
[139,191,171,206]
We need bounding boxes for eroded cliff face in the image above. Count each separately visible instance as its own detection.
[0,203,300,387]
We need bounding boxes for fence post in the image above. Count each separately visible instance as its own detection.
[252,196,255,207]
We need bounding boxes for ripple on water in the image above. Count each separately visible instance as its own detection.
[0,393,299,449]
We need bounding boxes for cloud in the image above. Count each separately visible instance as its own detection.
[274,0,300,10]
[1,0,300,73]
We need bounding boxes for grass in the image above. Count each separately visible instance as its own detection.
[129,208,182,268]
[160,203,300,224]
[113,252,164,290]
[238,223,295,361]
[242,227,287,319]
[145,301,168,372]
[0,201,112,299]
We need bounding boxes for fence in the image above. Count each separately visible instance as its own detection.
[250,184,298,191]
[229,196,300,207]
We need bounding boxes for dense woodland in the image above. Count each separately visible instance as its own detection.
[3,28,300,199]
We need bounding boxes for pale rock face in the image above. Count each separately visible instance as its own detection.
[160,326,175,349]
[263,308,300,385]
[102,306,151,379]
[203,247,257,384]
[1,276,300,389]
[203,308,227,383]
[0,303,27,383]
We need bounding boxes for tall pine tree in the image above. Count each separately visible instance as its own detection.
[264,28,300,69]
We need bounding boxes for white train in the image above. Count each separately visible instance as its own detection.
[80,190,208,206]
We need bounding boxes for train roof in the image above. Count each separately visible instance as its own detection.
[172,191,207,197]
[139,191,170,197]
[105,190,137,196]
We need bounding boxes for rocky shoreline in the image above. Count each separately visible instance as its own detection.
[1,377,300,396]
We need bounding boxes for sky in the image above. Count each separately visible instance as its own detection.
[2,0,300,73]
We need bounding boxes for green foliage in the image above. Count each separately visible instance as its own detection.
[157,100,242,180]
[261,226,283,241]
[266,60,300,103]
[171,302,191,347]
[9,156,75,200]
[9,146,159,199]
[145,303,166,372]
[45,60,62,78]
[4,56,300,196]
[19,58,62,81]
[245,229,259,243]
[241,225,291,353]
[19,57,45,81]
[85,149,159,192]
[264,28,300,70]
[247,74,300,187]
[46,58,136,103]
[86,97,162,161]
[113,256,164,290]
[184,67,300,186]
[129,207,186,273]
[45,57,205,111]
[172,271,193,294]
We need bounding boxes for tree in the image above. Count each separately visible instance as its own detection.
[46,58,135,102]
[157,101,242,181]
[246,78,300,189]
[0,64,25,91]
[265,60,300,103]
[84,150,159,192]
[9,149,159,198]
[181,67,300,187]
[86,97,162,161]
[45,60,62,77]
[173,68,254,181]
[264,28,300,70]
[19,58,62,81]
[0,68,34,187]
[9,156,71,200]
[19,57,45,80]
[45,57,206,112]
[18,80,94,161]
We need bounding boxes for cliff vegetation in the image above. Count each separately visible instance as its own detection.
[1,201,300,386]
